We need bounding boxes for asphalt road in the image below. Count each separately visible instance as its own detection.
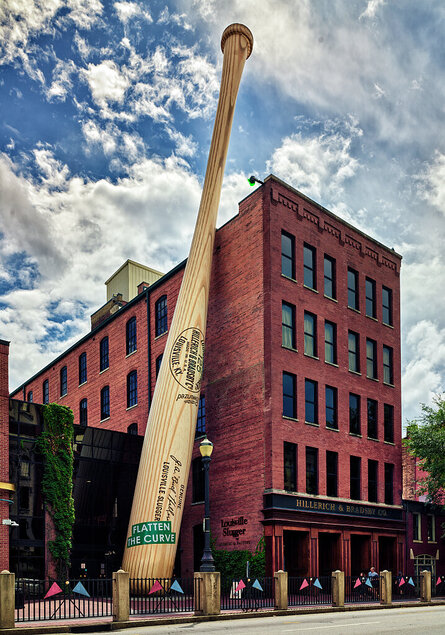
[102,605,445,634]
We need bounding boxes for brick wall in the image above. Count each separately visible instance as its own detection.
[0,340,10,570]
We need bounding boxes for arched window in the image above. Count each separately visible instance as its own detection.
[155,296,168,336]
[79,352,87,384]
[101,386,110,420]
[127,423,138,435]
[100,336,109,371]
[43,379,49,404]
[27,391,33,403]
[60,366,67,396]
[127,371,137,408]
[79,398,88,426]
[126,317,137,355]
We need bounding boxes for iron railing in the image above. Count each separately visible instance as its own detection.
[392,574,419,602]
[345,575,379,603]
[288,576,332,606]
[15,578,112,622]
[433,574,445,598]
[220,577,275,611]
[129,577,194,614]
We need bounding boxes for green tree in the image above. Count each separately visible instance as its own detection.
[403,396,445,506]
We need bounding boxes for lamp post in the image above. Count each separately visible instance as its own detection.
[199,436,215,572]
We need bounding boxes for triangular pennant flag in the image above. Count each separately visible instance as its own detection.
[252,579,263,591]
[436,576,442,585]
[72,582,90,597]
[148,580,163,595]
[398,577,405,586]
[170,580,184,594]
[366,578,373,588]
[299,578,309,590]
[235,580,246,592]
[313,578,322,589]
[44,582,63,599]
[408,577,415,586]
[354,578,361,589]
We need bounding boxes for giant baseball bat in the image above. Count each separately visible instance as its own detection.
[122,23,253,580]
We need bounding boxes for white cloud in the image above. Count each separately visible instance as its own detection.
[83,60,130,106]
[46,59,76,101]
[359,0,386,20]
[114,1,152,25]
[418,151,445,215]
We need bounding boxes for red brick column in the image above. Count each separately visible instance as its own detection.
[0,340,11,571]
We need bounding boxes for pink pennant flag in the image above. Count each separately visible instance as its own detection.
[436,576,442,585]
[235,580,246,592]
[148,580,163,595]
[354,578,361,589]
[398,577,405,586]
[44,582,63,599]
[299,578,309,591]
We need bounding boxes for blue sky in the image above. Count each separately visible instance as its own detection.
[0,0,444,424]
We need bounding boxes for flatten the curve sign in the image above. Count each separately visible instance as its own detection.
[127,521,176,547]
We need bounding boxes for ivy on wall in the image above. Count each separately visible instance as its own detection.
[36,403,75,579]
[212,536,266,589]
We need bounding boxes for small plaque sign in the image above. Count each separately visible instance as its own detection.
[127,521,176,548]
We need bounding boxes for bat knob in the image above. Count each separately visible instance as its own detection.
[221,23,254,59]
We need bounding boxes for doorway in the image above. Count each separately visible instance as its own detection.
[350,534,371,576]
[283,530,309,576]
[318,533,341,576]
[378,536,396,574]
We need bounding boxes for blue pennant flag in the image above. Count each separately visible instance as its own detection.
[408,577,415,587]
[365,578,373,588]
[313,578,322,589]
[170,580,184,594]
[252,579,263,591]
[72,582,90,598]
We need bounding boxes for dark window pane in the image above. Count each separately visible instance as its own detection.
[127,423,138,435]
[368,459,378,502]
[306,447,318,495]
[348,268,359,310]
[79,352,87,384]
[100,386,110,420]
[325,386,337,429]
[192,457,204,503]
[382,286,393,325]
[79,398,88,426]
[155,296,168,337]
[349,393,360,435]
[324,256,336,299]
[196,395,206,436]
[366,339,377,379]
[350,456,361,500]
[283,372,296,419]
[304,312,316,357]
[281,232,295,279]
[325,321,336,364]
[384,463,394,504]
[305,379,318,424]
[367,398,378,439]
[282,302,296,349]
[127,371,137,408]
[43,379,49,404]
[384,404,394,443]
[304,244,316,289]
[383,345,393,384]
[365,278,376,318]
[284,442,297,491]
[326,451,338,497]
[60,366,67,396]
[348,331,360,372]
[126,317,137,355]
[100,337,109,371]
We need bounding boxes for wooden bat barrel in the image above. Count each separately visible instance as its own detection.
[122,23,253,582]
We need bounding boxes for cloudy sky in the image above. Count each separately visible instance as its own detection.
[0,0,444,425]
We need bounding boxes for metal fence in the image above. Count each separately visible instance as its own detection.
[288,576,332,606]
[15,578,112,622]
[220,577,275,611]
[129,577,194,614]
[345,575,379,603]
[392,574,419,602]
[433,575,445,598]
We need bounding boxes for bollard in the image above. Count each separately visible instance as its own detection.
[194,571,220,616]
[112,569,130,622]
[0,570,15,629]
[331,570,344,607]
[420,570,431,602]
[274,570,288,610]
[379,570,392,605]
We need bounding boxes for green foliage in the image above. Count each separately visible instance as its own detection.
[36,404,75,579]
[211,536,266,591]
[403,396,445,506]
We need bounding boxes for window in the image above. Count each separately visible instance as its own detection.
[43,379,49,404]
[326,451,338,497]
[325,386,338,429]
[155,354,163,378]
[368,459,378,503]
[20,457,30,479]
[305,379,318,424]
[427,515,436,542]
[192,457,204,503]
[303,244,316,289]
[383,345,393,385]
[348,331,360,373]
[384,463,394,505]
[382,286,393,325]
[79,398,88,426]
[100,336,109,371]
[60,366,67,396]
[349,393,360,435]
[155,296,168,337]
[127,423,138,435]
[366,338,377,379]
[365,277,376,318]
[384,404,394,443]
[27,391,33,403]
[367,398,378,439]
[306,447,318,495]
[126,317,137,355]
[79,352,87,385]
[100,385,110,420]
[413,513,421,541]
[127,371,137,408]
[281,231,295,279]
[350,456,361,500]
[324,255,336,299]
[196,395,206,436]
[283,372,296,419]
[304,312,317,357]
[284,442,297,492]
[324,321,337,364]
[347,268,359,310]
[282,302,296,349]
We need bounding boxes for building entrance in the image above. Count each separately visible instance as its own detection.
[378,536,396,573]
[283,530,309,576]
[318,533,341,576]
[350,534,371,576]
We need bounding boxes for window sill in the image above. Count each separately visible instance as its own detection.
[349,433,362,438]
[155,331,168,341]
[427,541,437,545]
[384,440,395,446]
[283,416,299,422]
[383,322,394,329]
[383,382,395,388]
[367,376,379,382]
[303,285,318,294]
[367,437,379,442]
[305,421,319,427]
[100,416,110,423]
[281,274,297,283]
[325,361,338,368]
[324,295,338,303]
[413,540,423,544]
[126,404,138,411]
[126,350,137,359]
[348,306,360,314]
[349,370,361,376]
[282,345,298,353]
[99,368,109,375]
[366,315,378,322]
[79,381,87,387]
[191,501,204,506]
[326,426,339,432]
[304,353,319,361]
[60,393,67,398]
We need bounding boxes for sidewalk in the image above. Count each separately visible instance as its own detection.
[3,599,445,635]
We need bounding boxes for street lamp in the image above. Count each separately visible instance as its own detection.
[199,436,215,572]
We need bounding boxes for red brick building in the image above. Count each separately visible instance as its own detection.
[10,175,404,577]
[0,339,14,571]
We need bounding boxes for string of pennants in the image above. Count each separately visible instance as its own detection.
[298,578,323,591]
[44,582,90,599]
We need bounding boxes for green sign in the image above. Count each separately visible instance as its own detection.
[127,521,176,548]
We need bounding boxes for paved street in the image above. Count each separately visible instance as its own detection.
[98,605,445,634]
